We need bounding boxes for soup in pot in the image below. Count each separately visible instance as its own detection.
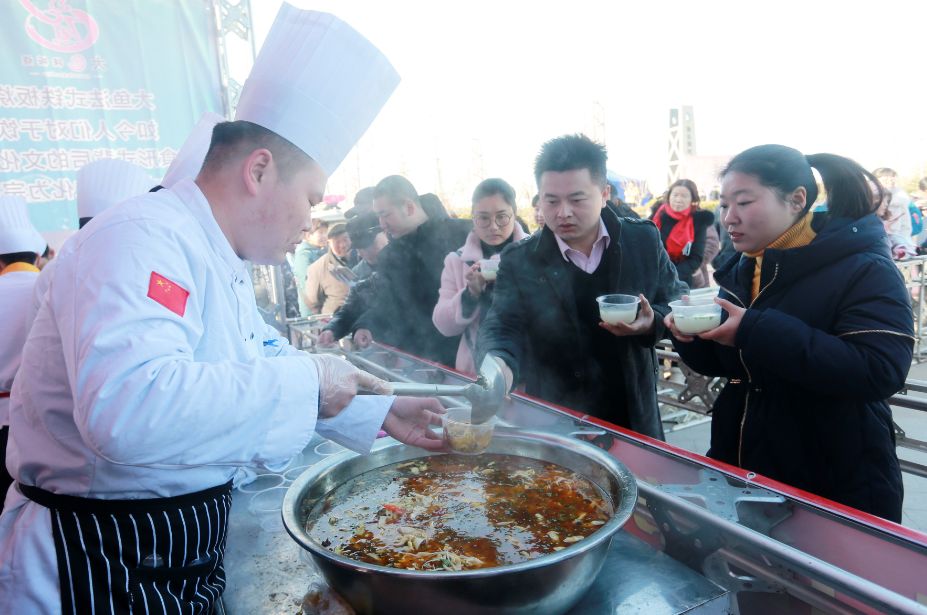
[305,453,613,571]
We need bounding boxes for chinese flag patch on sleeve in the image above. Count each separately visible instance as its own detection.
[147,271,190,317]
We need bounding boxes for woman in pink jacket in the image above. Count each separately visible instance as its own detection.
[433,178,528,374]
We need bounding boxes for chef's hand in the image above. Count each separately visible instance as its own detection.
[382,397,447,451]
[663,312,695,343]
[353,328,373,348]
[599,294,655,337]
[317,330,336,347]
[465,263,487,297]
[696,298,745,347]
[309,354,391,417]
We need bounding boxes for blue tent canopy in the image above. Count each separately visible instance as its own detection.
[606,170,652,205]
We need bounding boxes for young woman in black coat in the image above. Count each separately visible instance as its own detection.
[652,179,716,287]
[664,144,913,522]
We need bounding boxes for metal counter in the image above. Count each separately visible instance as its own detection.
[219,343,927,614]
[222,434,730,615]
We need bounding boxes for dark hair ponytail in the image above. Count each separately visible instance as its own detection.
[804,153,879,220]
[722,144,878,221]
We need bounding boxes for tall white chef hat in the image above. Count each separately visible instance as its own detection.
[161,111,224,188]
[76,159,155,219]
[234,4,400,176]
[0,195,45,255]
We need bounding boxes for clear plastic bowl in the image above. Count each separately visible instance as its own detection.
[596,294,640,325]
[443,407,495,454]
[314,440,345,456]
[237,473,284,493]
[669,298,723,334]
[479,258,499,281]
[283,465,310,482]
[249,486,289,533]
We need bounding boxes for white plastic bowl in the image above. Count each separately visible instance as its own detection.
[479,259,499,281]
[596,294,639,325]
[669,298,722,334]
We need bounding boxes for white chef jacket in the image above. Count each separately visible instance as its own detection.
[0,178,393,612]
[26,254,55,332]
[0,266,39,426]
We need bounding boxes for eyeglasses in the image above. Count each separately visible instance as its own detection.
[473,212,513,228]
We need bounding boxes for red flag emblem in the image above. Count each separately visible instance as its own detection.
[147,271,189,317]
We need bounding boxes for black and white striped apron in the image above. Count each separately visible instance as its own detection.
[1,392,13,511]
[0,425,11,512]
[19,480,233,615]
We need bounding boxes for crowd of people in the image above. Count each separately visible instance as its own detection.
[296,134,917,524]
[2,137,923,608]
[0,5,920,612]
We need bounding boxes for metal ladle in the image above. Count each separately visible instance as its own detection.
[360,355,507,424]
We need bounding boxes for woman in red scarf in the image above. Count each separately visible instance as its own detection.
[652,179,716,288]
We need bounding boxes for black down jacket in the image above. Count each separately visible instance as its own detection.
[673,213,912,521]
[355,216,471,366]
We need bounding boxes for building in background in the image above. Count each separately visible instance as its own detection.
[667,105,729,200]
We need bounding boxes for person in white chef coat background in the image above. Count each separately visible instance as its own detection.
[154,111,224,192]
[28,158,156,327]
[75,160,157,230]
[0,5,440,614]
[0,195,46,511]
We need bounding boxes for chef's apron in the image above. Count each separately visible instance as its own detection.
[0,392,11,511]
[19,479,233,615]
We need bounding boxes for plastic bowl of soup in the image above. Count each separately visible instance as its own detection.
[596,294,639,325]
[479,259,499,281]
[443,407,495,454]
[669,298,722,334]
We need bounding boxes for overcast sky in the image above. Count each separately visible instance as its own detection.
[246,0,927,205]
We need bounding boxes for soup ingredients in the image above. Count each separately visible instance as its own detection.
[443,418,493,454]
[306,454,613,571]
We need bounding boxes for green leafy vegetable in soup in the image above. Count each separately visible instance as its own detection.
[306,454,613,571]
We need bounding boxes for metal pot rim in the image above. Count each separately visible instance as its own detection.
[282,430,638,579]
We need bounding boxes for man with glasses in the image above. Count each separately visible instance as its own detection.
[353,175,470,364]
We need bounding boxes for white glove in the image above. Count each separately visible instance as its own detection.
[308,354,391,418]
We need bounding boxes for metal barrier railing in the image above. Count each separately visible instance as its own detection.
[896,256,927,361]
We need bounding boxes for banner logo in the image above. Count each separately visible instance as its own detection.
[20,0,99,54]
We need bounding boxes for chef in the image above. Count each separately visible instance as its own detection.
[0,195,46,508]
[28,158,155,325]
[0,5,440,613]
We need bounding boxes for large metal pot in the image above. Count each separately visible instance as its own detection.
[283,430,639,615]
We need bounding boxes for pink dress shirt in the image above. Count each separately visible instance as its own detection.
[553,220,610,272]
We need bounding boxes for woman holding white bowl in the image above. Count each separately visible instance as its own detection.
[433,178,528,374]
[664,144,912,521]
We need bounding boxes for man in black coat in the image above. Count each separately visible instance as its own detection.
[354,175,470,365]
[478,135,687,439]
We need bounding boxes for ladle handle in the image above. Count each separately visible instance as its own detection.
[359,382,472,397]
